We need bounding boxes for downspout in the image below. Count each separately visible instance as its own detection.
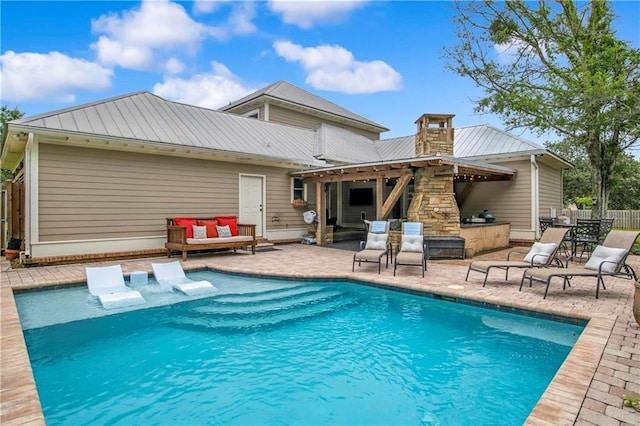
[531,154,539,238]
[24,132,38,259]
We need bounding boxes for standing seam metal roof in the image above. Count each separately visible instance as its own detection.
[13,91,326,167]
[10,90,555,169]
[219,80,388,131]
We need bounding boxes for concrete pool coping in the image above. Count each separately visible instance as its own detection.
[2,244,639,425]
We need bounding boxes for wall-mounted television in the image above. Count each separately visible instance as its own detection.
[349,188,374,206]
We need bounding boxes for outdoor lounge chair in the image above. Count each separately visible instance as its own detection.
[151,261,218,296]
[394,222,427,277]
[352,221,390,274]
[520,230,639,299]
[465,227,569,287]
[85,264,147,310]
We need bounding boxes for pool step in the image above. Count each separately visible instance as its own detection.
[190,289,344,317]
[169,286,355,333]
[211,285,326,305]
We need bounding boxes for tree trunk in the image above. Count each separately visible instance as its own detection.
[593,165,610,219]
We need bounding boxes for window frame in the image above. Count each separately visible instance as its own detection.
[243,108,259,119]
[291,177,307,201]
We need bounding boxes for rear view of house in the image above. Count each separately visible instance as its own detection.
[0,81,570,264]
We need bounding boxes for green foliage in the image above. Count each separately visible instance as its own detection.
[623,395,640,412]
[548,140,640,209]
[1,105,25,182]
[444,0,640,219]
[608,153,640,209]
[574,196,592,209]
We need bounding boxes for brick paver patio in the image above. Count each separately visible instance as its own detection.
[2,244,639,425]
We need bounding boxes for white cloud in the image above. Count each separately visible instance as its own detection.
[193,0,256,36]
[91,0,226,71]
[273,41,401,94]
[0,51,112,103]
[268,0,367,28]
[152,62,255,109]
[228,2,257,35]
[494,39,543,64]
[193,0,227,14]
[165,57,185,74]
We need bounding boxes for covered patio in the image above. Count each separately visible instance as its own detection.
[290,155,516,246]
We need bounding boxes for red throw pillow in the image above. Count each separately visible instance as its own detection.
[173,217,197,238]
[197,220,219,238]
[216,216,238,236]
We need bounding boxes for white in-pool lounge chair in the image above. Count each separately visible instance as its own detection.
[86,264,147,310]
[151,261,218,296]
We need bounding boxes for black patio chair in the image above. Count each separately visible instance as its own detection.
[599,218,615,243]
[539,217,554,234]
[573,219,602,261]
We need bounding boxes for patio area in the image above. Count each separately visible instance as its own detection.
[2,244,639,425]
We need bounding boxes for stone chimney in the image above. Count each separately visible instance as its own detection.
[408,113,460,236]
[415,113,455,157]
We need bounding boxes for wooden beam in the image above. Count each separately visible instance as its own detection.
[315,181,325,245]
[456,181,474,207]
[305,168,413,183]
[375,178,383,220]
[381,174,412,219]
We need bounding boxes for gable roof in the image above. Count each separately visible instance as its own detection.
[3,90,568,173]
[219,80,389,133]
[9,91,326,168]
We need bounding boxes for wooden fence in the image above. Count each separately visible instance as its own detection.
[560,209,640,229]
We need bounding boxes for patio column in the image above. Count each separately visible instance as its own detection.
[315,181,325,244]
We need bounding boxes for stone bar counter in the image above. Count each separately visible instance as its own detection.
[459,221,511,256]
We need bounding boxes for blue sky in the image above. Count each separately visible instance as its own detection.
[1,0,639,144]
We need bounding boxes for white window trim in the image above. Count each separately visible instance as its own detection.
[243,108,259,119]
[291,177,307,201]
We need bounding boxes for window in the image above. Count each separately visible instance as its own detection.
[292,178,306,201]
[243,108,259,119]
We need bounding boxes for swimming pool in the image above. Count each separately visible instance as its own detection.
[17,270,584,425]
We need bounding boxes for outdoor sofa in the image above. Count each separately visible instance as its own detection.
[166,216,256,261]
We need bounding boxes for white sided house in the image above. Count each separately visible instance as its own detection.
[1,81,570,263]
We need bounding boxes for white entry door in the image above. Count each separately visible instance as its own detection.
[239,174,264,237]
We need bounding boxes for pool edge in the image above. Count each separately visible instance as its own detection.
[0,265,618,426]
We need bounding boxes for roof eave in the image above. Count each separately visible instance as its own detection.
[8,125,326,170]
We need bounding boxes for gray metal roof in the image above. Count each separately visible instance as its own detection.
[375,135,415,160]
[7,90,561,172]
[12,91,326,167]
[453,124,546,158]
[373,125,549,161]
[220,80,388,131]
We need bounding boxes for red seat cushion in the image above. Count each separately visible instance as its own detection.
[215,216,238,236]
[197,220,219,238]
[173,217,197,238]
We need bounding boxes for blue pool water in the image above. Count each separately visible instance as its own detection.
[17,270,584,426]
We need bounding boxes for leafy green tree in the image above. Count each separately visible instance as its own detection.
[608,153,640,209]
[546,140,591,206]
[444,0,640,218]
[1,105,25,181]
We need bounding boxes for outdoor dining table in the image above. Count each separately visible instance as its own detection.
[551,218,605,260]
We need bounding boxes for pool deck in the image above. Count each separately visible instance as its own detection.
[1,244,639,425]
